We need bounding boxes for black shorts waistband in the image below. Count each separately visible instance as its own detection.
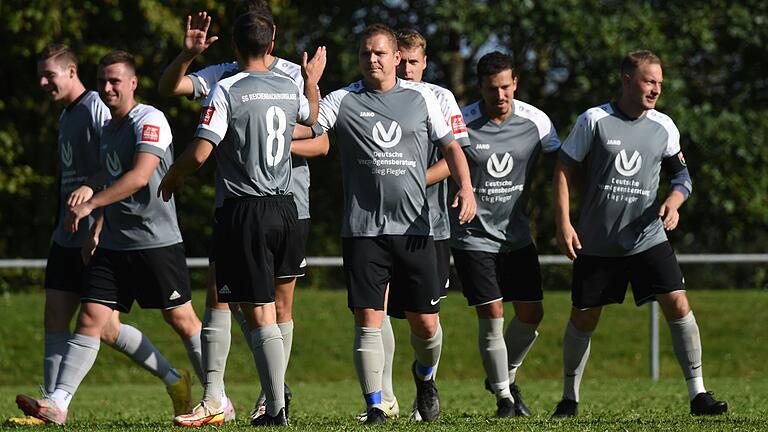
[223,194,294,205]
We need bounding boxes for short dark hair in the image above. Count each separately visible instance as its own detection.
[397,29,426,54]
[620,50,661,77]
[477,51,516,80]
[233,12,275,60]
[359,24,398,53]
[98,50,136,75]
[38,44,78,67]
[234,0,273,21]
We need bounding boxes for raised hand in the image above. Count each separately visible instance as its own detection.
[183,11,219,58]
[302,46,327,85]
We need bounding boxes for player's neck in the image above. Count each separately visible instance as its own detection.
[110,98,137,122]
[364,75,397,92]
[240,57,270,72]
[616,97,647,120]
[61,81,87,107]
[483,102,513,125]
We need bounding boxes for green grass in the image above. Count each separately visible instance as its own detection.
[0,289,766,430]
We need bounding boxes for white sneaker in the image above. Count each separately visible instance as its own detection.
[410,399,423,422]
[355,398,400,422]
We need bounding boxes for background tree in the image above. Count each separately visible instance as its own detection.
[1,0,765,290]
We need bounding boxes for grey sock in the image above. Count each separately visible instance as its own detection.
[251,324,285,416]
[183,331,204,384]
[44,331,71,395]
[112,324,174,381]
[380,316,396,402]
[668,311,703,380]
[410,322,442,380]
[233,308,254,351]
[504,317,539,383]
[479,318,511,398]
[278,320,294,370]
[201,308,232,402]
[353,326,384,398]
[55,333,100,395]
[562,321,592,402]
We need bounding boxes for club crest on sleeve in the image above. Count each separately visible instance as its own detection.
[200,106,215,126]
[451,115,467,134]
[141,124,160,142]
[678,151,687,166]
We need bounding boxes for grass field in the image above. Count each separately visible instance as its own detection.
[1,288,766,430]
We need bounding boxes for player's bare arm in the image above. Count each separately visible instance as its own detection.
[81,209,104,265]
[290,132,329,158]
[66,152,162,232]
[67,170,111,207]
[300,46,327,125]
[553,159,581,260]
[425,159,449,186]
[439,140,476,224]
[157,138,215,202]
[158,11,218,96]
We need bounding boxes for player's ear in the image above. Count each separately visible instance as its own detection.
[131,75,138,91]
[394,49,401,65]
[422,55,427,71]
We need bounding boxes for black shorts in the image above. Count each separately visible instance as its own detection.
[44,242,86,293]
[452,243,543,306]
[387,239,450,319]
[572,241,685,309]
[277,218,310,279]
[82,243,192,313]
[213,195,298,304]
[343,236,441,315]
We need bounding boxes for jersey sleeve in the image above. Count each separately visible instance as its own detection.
[317,89,345,133]
[542,120,561,153]
[90,97,111,137]
[194,85,230,146]
[440,89,470,148]
[661,118,681,157]
[189,62,238,99]
[134,110,173,157]
[297,91,311,125]
[422,89,453,147]
[560,111,596,163]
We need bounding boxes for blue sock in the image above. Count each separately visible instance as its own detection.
[414,361,434,381]
[364,390,382,408]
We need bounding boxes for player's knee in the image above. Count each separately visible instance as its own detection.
[515,304,543,324]
[476,301,504,319]
[408,313,439,338]
[163,305,201,335]
[570,307,600,331]
[657,291,690,320]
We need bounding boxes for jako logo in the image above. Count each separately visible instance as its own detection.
[61,141,73,167]
[486,152,514,178]
[372,120,402,148]
[614,149,642,176]
[106,151,123,177]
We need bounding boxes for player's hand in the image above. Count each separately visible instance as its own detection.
[67,185,94,207]
[157,173,184,202]
[67,202,95,233]
[659,200,680,231]
[81,236,98,265]
[556,222,582,260]
[183,11,218,58]
[302,46,327,85]
[451,186,477,225]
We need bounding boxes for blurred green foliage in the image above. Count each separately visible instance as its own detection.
[1,0,766,289]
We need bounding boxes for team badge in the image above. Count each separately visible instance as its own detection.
[141,125,160,142]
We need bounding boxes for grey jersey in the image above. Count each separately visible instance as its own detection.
[421,82,471,241]
[195,71,311,200]
[190,58,313,218]
[99,104,182,251]
[560,102,682,256]
[318,79,454,237]
[53,91,111,248]
[452,100,560,252]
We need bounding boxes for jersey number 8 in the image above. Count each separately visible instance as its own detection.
[266,106,287,167]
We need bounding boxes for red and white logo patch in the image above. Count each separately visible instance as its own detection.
[200,106,215,126]
[141,125,160,142]
[451,115,467,134]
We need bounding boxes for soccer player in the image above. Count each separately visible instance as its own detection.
[158,3,325,424]
[9,45,194,426]
[315,24,476,424]
[16,50,204,425]
[356,29,471,422]
[551,50,727,417]
[158,11,325,427]
[451,51,559,418]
